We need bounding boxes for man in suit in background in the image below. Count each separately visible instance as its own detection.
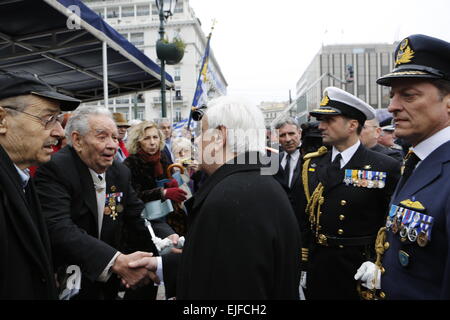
[0,70,80,299]
[113,112,130,163]
[360,118,403,162]
[355,34,450,300]
[35,106,177,299]
[158,118,174,164]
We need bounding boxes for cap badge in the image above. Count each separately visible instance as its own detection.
[395,38,415,66]
[320,95,330,106]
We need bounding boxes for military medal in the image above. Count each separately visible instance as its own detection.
[352,170,358,186]
[378,172,386,189]
[417,231,428,247]
[391,217,399,234]
[344,169,352,186]
[116,204,124,213]
[407,227,418,242]
[399,225,408,241]
[104,206,111,215]
[361,171,368,187]
[367,171,374,188]
[373,171,379,188]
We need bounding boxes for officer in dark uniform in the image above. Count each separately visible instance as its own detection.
[301,86,400,300]
[355,34,450,300]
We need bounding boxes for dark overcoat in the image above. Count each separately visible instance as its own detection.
[0,146,57,299]
[177,156,302,299]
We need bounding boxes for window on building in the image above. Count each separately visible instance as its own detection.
[174,67,181,81]
[151,5,159,15]
[130,33,144,46]
[174,2,184,13]
[95,8,104,18]
[137,110,144,120]
[116,96,130,104]
[119,33,128,40]
[137,4,150,16]
[107,7,119,19]
[121,6,134,18]
[175,89,182,101]
[175,109,182,122]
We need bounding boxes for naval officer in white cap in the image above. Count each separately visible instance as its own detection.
[299,87,401,300]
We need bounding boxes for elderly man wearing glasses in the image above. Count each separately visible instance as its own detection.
[0,70,80,299]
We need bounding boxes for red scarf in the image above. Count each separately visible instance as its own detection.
[137,149,163,178]
[118,140,129,157]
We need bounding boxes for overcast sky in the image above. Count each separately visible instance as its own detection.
[189,0,450,105]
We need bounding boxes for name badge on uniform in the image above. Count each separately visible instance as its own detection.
[344,169,387,189]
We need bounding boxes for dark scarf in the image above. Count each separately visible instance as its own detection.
[137,149,163,178]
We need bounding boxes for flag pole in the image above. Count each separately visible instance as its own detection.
[187,20,216,134]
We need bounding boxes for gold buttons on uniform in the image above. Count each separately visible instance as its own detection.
[339,215,345,221]
[340,200,347,206]
[339,245,344,249]
[379,292,386,299]
[380,267,386,274]
[384,242,390,250]
[338,229,344,235]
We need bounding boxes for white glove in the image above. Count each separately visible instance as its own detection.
[354,261,381,290]
[154,236,185,255]
[300,271,307,289]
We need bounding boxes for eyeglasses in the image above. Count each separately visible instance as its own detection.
[2,106,64,129]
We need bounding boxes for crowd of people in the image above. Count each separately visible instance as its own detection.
[0,33,449,301]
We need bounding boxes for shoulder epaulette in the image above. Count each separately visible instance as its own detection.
[303,146,328,160]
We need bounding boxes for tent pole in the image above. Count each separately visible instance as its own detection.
[102,41,109,110]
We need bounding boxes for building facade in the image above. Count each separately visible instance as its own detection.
[83,0,227,122]
[295,43,397,116]
[258,101,294,127]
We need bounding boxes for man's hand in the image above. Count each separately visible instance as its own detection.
[354,261,381,290]
[128,255,160,284]
[111,251,153,289]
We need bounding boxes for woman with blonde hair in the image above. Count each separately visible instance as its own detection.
[124,121,187,204]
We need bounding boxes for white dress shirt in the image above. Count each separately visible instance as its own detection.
[281,149,300,187]
[331,140,361,169]
[411,126,450,170]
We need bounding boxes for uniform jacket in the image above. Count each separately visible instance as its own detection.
[0,146,57,299]
[371,143,403,163]
[302,143,400,299]
[381,140,450,299]
[34,146,174,299]
[177,154,302,299]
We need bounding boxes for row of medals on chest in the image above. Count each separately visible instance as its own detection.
[386,204,433,247]
[343,169,386,189]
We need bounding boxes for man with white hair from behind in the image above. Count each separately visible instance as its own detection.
[132,95,302,299]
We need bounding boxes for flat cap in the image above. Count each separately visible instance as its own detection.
[0,70,80,111]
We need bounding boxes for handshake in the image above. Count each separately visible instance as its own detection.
[111,251,160,289]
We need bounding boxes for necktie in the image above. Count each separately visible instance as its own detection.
[397,151,420,191]
[94,175,105,192]
[332,153,342,169]
[284,153,291,187]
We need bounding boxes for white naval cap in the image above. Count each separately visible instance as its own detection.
[309,87,376,125]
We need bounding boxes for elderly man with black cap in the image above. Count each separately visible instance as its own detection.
[355,34,450,300]
[0,70,80,299]
[300,86,400,300]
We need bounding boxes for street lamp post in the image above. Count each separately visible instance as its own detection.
[156,0,177,118]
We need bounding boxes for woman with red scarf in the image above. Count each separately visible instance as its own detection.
[123,121,187,210]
